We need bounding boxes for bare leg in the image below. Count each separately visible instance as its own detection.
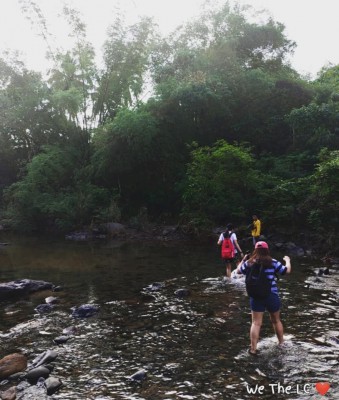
[269,310,284,345]
[250,311,264,353]
[226,262,232,278]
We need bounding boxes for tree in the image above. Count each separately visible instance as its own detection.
[48,5,97,134]
[94,15,156,124]
[303,149,339,250]
[181,139,260,230]
[4,145,109,232]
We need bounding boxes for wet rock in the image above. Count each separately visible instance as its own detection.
[45,296,59,304]
[65,231,93,241]
[34,304,53,314]
[52,285,63,292]
[42,364,54,373]
[44,376,63,395]
[0,280,53,300]
[8,371,26,381]
[16,383,48,399]
[145,282,164,292]
[0,353,27,379]
[71,304,100,318]
[53,335,71,345]
[26,366,50,383]
[129,369,147,381]
[174,288,191,298]
[62,326,78,335]
[104,222,126,235]
[141,293,157,302]
[32,350,58,368]
[329,336,339,345]
[0,386,16,400]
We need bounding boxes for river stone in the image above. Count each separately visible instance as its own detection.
[174,288,191,298]
[44,376,63,395]
[35,304,53,313]
[45,296,59,304]
[145,282,164,292]
[53,335,70,345]
[42,364,54,372]
[0,386,16,400]
[0,353,27,379]
[71,304,100,318]
[26,366,51,383]
[8,371,26,381]
[129,369,147,381]
[32,350,58,367]
[16,384,48,400]
[62,325,78,335]
[0,279,54,300]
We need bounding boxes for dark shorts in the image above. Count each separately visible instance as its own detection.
[222,258,234,264]
[250,292,281,313]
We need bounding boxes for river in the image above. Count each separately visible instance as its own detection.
[0,234,338,399]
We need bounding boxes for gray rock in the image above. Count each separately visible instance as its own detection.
[35,304,53,314]
[62,326,78,335]
[71,304,100,318]
[16,384,48,400]
[45,296,59,304]
[0,280,53,300]
[44,376,63,395]
[32,350,58,368]
[26,366,50,383]
[53,335,70,345]
[129,369,147,381]
[174,288,191,298]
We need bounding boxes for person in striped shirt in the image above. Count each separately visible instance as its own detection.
[235,241,291,356]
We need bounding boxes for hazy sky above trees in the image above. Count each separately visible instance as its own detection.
[0,0,338,78]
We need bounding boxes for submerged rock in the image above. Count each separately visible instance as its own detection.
[174,288,191,298]
[34,304,53,314]
[71,304,100,318]
[53,335,71,345]
[129,369,147,381]
[62,325,78,336]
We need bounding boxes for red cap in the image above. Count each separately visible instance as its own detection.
[255,241,268,249]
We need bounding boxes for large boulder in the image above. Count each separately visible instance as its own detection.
[0,353,27,379]
[0,279,54,300]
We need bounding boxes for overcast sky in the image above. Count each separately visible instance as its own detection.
[1,0,338,78]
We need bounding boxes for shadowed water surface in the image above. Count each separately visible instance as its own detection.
[0,235,338,399]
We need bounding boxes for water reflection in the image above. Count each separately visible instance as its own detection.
[0,235,338,399]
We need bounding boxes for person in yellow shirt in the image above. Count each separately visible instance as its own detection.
[251,215,261,246]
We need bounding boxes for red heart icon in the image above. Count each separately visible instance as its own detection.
[315,382,330,396]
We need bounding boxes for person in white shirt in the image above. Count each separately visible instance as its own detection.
[217,223,244,276]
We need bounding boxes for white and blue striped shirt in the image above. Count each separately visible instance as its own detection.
[240,259,287,294]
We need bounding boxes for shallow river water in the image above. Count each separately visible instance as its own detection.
[0,234,338,399]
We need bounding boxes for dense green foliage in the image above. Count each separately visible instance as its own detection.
[0,2,338,253]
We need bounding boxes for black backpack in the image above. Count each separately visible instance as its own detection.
[245,263,272,299]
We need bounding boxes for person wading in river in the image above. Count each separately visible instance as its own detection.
[235,241,291,356]
[250,215,261,246]
[218,224,243,278]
